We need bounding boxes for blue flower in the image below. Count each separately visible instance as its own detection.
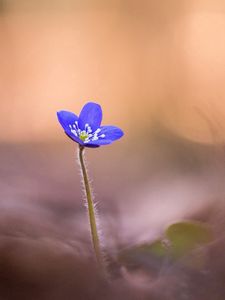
[57,102,124,147]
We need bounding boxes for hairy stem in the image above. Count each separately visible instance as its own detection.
[78,145,103,268]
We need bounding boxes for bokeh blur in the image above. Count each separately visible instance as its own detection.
[1,0,225,299]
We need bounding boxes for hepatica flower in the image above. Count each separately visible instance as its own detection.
[56,102,123,275]
[57,102,123,147]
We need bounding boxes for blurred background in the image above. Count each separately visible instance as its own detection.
[1,0,225,299]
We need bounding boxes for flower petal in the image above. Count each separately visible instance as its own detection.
[87,125,124,146]
[65,131,84,145]
[57,110,79,131]
[78,102,102,132]
[84,144,100,148]
[86,140,111,146]
[57,110,82,144]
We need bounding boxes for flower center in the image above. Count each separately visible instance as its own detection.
[79,131,89,142]
[69,122,105,144]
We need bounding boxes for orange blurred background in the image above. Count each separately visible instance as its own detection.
[0,0,225,143]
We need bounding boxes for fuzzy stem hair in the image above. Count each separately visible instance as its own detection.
[78,145,104,270]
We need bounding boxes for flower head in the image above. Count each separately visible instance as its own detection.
[57,102,124,147]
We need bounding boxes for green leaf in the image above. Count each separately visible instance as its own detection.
[118,240,168,273]
[165,221,213,258]
[118,221,213,273]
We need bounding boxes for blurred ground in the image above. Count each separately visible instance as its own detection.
[0,136,225,299]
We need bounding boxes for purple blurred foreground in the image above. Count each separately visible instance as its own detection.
[0,132,225,299]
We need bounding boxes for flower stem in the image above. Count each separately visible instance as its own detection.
[78,145,103,269]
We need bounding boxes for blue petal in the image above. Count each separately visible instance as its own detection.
[57,110,79,131]
[57,110,83,144]
[84,144,100,148]
[65,131,84,145]
[87,125,124,146]
[78,102,102,132]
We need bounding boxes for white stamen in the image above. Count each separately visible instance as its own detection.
[71,129,78,136]
[75,121,79,129]
[83,139,90,143]
[94,128,101,134]
[87,126,92,133]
